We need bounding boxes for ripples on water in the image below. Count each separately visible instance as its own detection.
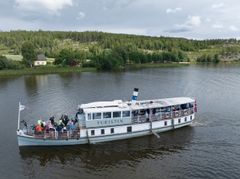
[0,65,240,179]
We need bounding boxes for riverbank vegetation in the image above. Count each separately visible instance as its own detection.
[0,31,240,72]
[0,66,95,77]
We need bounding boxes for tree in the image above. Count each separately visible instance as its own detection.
[0,55,23,70]
[21,42,36,67]
[213,54,220,63]
[55,49,81,66]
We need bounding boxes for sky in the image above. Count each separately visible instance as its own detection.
[0,0,240,39]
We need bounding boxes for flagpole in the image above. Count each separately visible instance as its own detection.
[17,102,21,131]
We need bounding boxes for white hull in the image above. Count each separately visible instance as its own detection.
[17,114,194,146]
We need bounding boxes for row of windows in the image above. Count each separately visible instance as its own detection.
[178,116,192,123]
[90,115,193,136]
[87,103,194,120]
[88,111,130,120]
[90,126,132,136]
[91,128,115,136]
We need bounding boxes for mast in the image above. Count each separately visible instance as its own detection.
[17,102,21,131]
[17,102,25,131]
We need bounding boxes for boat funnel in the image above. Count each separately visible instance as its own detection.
[131,88,139,104]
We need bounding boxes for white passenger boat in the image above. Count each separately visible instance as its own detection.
[17,89,197,146]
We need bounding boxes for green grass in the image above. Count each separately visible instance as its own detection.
[3,54,23,61]
[3,54,55,63]
[0,63,190,77]
[0,66,96,77]
[126,62,190,69]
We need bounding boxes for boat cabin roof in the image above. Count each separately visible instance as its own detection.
[79,97,195,113]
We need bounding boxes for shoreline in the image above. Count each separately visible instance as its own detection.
[3,62,240,77]
[0,67,96,77]
[0,63,190,77]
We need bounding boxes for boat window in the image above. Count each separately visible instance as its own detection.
[178,118,181,123]
[139,109,146,115]
[185,117,187,122]
[189,103,194,108]
[154,108,161,115]
[93,113,102,120]
[88,113,92,120]
[103,112,111,119]
[190,116,192,120]
[101,129,105,135]
[180,103,188,110]
[152,108,156,114]
[113,111,121,118]
[122,111,130,117]
[127,126,132,133]
[111,128,114,134]
[161,107,171,112]
[164,121,167,126]
[91,130,95,136]
[132,110,138,117]
[173,105,180,111]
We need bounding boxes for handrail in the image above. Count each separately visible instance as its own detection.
[24,128,81,140]
[131,108,194,124]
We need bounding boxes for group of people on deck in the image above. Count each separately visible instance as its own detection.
[34,114,78,134]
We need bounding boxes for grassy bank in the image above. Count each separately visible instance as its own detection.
[127,62,190,69]
[0,63,190,77]
[0,66,96,77]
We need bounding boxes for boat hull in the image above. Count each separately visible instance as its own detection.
[17,116,194,146]
[17,134,88,146]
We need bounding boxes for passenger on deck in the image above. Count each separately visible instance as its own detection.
[35,124,43,134]
[49,116,55,125]
[62,115,69,126]
[46,121,54,132]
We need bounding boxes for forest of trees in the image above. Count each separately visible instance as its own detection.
[0,30,239,70]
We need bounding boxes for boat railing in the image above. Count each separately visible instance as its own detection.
[23,127,81,140]
[131,108,194,124]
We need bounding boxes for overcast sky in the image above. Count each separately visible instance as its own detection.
[0,0,240,39]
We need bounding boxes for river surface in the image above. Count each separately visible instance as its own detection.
[0,65,240,179]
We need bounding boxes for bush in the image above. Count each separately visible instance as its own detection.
[94,52,120,71]
[196,54,220,63]
[0,56,24,70]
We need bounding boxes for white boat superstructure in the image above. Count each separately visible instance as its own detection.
[17,89,197,146]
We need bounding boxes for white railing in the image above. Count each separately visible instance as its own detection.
[24,127,81,140]
[131,108,194,124]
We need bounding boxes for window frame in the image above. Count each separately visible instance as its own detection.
[178,118,181,123]
[87,113,92,120]
[103,112,112,119]
[122,111,130,118]
[164,121,167,126]
[127,126,132,133]
[111,128,114,134]
[113,111,121,118]
[93,112,102,120]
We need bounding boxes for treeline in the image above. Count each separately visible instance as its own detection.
[54,45,188,70]
[0,30,240,70]
[0,30,238,55]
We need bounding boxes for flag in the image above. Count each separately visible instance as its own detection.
[19,104,25,111]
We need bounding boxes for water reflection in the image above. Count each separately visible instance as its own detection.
[24,75,49,96]
[19,127,194,168]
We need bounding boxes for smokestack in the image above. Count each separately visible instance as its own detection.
[131,88,139,104]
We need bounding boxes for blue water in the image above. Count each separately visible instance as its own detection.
[0,65,240,179]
